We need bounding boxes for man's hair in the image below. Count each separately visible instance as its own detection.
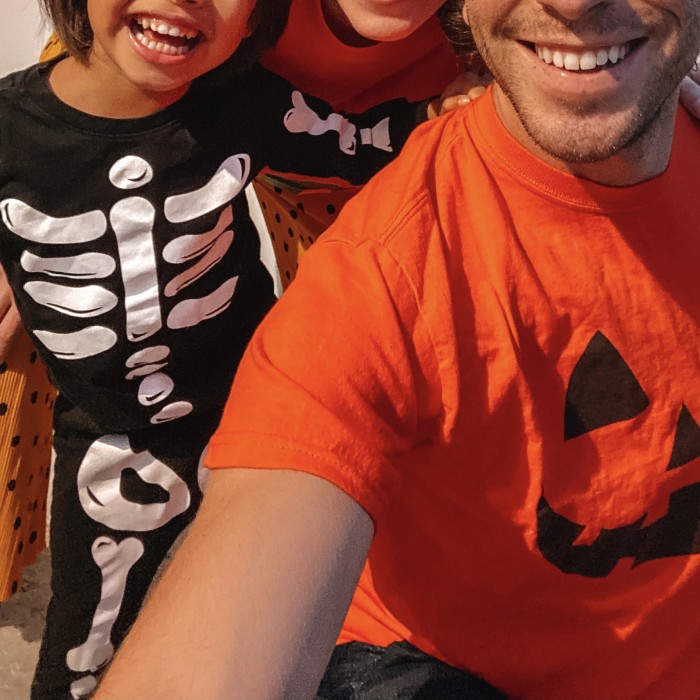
[40,0,291,71]
[437,0,479,70]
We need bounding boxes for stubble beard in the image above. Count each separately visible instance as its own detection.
[470,3,700,167]
[499,63,674,165]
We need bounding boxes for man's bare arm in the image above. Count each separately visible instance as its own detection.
[95,467,374,700]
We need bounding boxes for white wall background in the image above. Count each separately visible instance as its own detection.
[0,0,51,77]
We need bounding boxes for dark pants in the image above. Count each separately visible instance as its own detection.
[31,409,211,700]
[317,641,508,699]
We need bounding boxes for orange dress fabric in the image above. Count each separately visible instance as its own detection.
[208,91,700,699]
[255,0,460,288]
[0,331,54,600]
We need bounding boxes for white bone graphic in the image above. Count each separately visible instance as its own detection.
[77,434,191,531]
[138,372,174,406]
[34,326,117,359]
[150,400,194,424]
[24,280,118,317]
[167,276,239,329]
[110,197,161,342]
[0,198,107,243]
[359,118,392,152]
[163,206,234,263]
[66,536,144,674]
[109,155,154,190]
[166,230,234,297]
[125,361,169,381]
[198,446,210,495]
[163,206,234,297]
[126,345,170,368]
[125,346,171,380]
[283,91,394,155]
[21,250,116,279]
[164,154,250,222]
[70,674,97,700]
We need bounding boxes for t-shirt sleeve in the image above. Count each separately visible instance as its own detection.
[206,236,443,523]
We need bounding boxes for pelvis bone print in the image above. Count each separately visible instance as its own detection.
[1,153,248,424]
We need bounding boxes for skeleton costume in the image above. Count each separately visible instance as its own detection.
[0,58,425,699]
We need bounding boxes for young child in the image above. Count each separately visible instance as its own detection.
[0,1,433,697]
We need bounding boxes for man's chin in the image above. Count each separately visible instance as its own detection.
[520,106,653,167]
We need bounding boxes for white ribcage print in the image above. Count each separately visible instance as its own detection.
[0,152,250,425]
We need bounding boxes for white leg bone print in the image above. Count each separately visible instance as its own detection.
[66,536,144,674]
[77,434,191,531]
[66,537,144,698]
[283,91,393,154]
[0,152,249,424]
[70,674,98,700]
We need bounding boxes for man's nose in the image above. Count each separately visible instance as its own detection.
[535,0,609,21]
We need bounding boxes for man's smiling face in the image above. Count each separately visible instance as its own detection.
[464,0,700,177]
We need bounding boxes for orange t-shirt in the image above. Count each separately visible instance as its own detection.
[208,90,700,699]
[255,0,461,287]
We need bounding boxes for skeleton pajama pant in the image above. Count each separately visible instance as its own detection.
[31,398,214,700]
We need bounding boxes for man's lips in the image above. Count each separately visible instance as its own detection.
[518,37,647,73]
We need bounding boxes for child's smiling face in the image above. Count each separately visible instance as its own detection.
[87,0,257,103]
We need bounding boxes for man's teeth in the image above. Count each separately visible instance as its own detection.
[133,16,199,55]
[536,43,629,71]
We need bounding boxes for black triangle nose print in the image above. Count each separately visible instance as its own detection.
[564,331,650,440]
[667,405,700,471]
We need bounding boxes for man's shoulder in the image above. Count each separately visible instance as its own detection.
[323,106,480,252]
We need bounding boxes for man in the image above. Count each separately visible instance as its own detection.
[96,0,700,698]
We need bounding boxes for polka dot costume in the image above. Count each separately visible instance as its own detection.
[0,330,55,601]
[253,177,359,290]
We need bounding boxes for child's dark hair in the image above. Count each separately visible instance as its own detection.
[436,0,481,72]
[40,0,291,72]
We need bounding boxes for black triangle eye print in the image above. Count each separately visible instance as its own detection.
[564,331,650,440]
[537,331,700,578]
[667,405,700,471]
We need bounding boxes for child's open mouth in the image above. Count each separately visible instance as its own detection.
[130,16,201,56]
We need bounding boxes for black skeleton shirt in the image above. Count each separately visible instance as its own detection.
[0,59,424,441]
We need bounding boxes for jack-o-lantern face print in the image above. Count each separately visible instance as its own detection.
[537,331,700,578]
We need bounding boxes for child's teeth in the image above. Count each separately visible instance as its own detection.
[136,16,197,40]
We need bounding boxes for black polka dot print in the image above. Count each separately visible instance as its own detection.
[0,330,54,600]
